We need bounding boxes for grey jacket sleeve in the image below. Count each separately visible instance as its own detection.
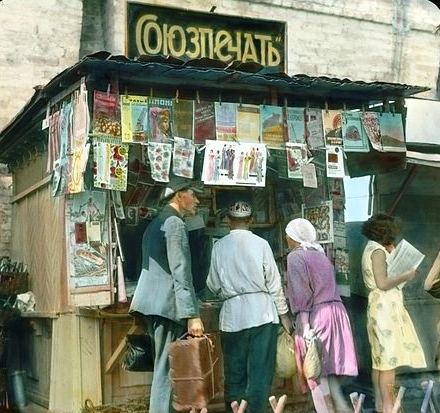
[164,216,200,320]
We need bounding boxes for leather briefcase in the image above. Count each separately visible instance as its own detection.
[168,333,223,411]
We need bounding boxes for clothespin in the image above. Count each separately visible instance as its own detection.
[106,83,111,96]
[195,144,206,154]
[196,90,200,104]
[175,89,179,103]
[324,101,329,113]
[269,394,287,413]
[230,399,247,413]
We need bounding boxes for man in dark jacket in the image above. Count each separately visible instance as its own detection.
[130,176,204,413]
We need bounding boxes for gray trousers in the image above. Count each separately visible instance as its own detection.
[139,315,186,413]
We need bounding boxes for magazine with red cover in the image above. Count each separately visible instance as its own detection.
[194,101,216,144]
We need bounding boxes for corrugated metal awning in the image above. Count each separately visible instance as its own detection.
[0,51,430,165]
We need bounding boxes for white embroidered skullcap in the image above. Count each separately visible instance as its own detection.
[228,201,252,218]
[285,218,324,253]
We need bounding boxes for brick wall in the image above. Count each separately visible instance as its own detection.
[107,0,440,97]
[0,0,438,132]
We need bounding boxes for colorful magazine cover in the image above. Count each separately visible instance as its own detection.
[93,90,121,138]
[360,111,383,151]
[172,137,196,178]
[286,142,308,179]
[341,111,369,152]
[236,104,260,142]
[215,102,237,141]
[172,99,194,141]
[302,200,334,243]
[202,140,267,186]
[194,101,216,144]
[235,143,267,186]
[326,145,345,178]
[322,109,343,146]
[260,105,285,147]
[92,136,129,191]
[68,191,108,287]
[378,112,406,152]
[148,97,174,143]
[305,108,325,149]
[120,94,149,143]
[284,107,306,144]
[69,83,90,194]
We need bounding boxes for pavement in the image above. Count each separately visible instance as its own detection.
[341,370,440,413]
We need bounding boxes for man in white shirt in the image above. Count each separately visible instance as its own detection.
[207,201,292,413]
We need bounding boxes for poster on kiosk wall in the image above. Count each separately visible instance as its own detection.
[202,140,267,187]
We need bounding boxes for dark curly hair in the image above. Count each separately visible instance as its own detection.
[361,213,401,245]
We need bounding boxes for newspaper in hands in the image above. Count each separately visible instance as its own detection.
[386,239,425,289]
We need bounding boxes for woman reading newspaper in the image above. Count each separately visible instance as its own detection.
[361,213,426,413]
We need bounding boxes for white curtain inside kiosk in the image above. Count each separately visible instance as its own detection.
[405,98,440,145]
[405,97,440,167]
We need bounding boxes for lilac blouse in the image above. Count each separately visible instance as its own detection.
[285,247,341,313]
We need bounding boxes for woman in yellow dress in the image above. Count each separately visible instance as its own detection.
[361,213,426,413]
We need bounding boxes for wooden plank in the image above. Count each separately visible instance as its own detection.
[104,324,143,374]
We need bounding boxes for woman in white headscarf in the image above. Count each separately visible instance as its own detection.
[285,218,358,413]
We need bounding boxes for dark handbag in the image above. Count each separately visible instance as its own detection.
[121,334,154,372]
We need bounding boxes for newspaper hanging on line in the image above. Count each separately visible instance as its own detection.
[386,239,425,289]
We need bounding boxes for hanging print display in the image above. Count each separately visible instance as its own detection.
[147,142,172,182]
[68,190,109,288]
[260,104,285,147]
[215,102,237,141]
[360,111,383,151]
[305,108,325,150]
[236,104,261,142]
[302,200,334,243]
[194,101,216,144]
[120,94,149,143]
[322,109,343,147]
[173,99,194,141]
[284,107,306,144]
[378,112,406,152]
[341,111,369,153]
[93,90,121,138]
[202,140,267,186]
[148,98,174,143]
[172,137,196,178]
[93,136,129,191]
[285,143,308,179]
